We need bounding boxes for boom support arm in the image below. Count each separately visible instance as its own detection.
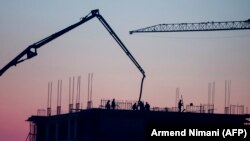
[94,12,145,102]
[0,9,145,102]
[0,11,95,76]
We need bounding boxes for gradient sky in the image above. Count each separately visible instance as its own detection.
[0,0,250,140]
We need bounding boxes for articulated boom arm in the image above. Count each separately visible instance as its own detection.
[0,10,96,76]
[94,13,145,102]
[129,19,250,34]
[0,9,145,102]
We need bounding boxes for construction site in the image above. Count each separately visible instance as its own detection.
[1,3,250,141]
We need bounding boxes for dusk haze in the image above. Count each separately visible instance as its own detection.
[0,0,249,141]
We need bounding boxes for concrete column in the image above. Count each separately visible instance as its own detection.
[74,119,77,139]
[55,122,58,141]
[45,123,49,141]
[67,120,71,140]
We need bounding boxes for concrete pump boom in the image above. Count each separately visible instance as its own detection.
[0,9,146,102]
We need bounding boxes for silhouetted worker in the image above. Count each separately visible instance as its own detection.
[132,102,137,110]
[105,100,111,110]
[111,99,116,110]
[139,101,145,111]
[178,99,183,112]
[145,102,150,111]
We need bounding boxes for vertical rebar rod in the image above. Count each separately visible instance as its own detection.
[208,83,211,105]
[212,82,215,105]
[90,73,93,102]
[57,80,59,107]
[76,76,79,104]
[50,82,52,108]
[88,73,90,102]
[69,77,71,112]
[72,76,75,106]
[228,80,231,107]
[225,80,227,108]
[47,82,50,108]
[79,76,81,104]
[59,80,62,106]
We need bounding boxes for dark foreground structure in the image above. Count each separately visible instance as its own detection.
[27,109,249,141]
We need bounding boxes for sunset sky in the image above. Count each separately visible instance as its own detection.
[0,0,250,140]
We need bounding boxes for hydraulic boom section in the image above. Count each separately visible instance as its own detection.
[0,9,146,102]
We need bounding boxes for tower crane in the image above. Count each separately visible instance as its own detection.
[129,19,250,34]
[0,9,145,102]
[128,19,249,101]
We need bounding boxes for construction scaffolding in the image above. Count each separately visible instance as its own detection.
[225,104,245,115]
[185,104,214,113]
[26,122,36,141]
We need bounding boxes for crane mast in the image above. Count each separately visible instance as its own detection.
[130,19,250,34]
[0,9,145,102]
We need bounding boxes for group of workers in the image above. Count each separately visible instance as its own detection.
[105,99,116,110]
[105,98,184,112]
[105,99,151,111]
[132,101,150,111]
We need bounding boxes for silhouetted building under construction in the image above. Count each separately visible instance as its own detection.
[27,100,249,141]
